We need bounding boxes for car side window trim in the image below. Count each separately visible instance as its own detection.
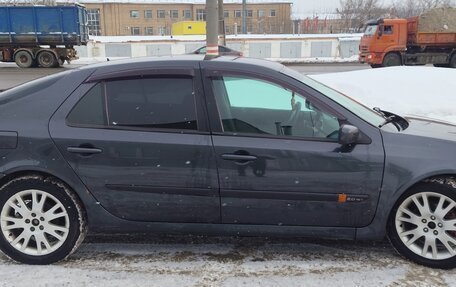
[203,69,347,121]
[203,71,348,142]
[85,67,195,83]
[210,131,343,143]
[66,75,209,134]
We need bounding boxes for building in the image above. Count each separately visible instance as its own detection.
[81,0,293,36]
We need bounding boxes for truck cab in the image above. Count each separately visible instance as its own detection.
[359,19,408,67]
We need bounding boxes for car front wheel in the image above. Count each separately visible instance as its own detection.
[388,178,456,269]
[0,175,87,264]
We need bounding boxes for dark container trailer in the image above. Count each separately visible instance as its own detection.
[0,5,88,68]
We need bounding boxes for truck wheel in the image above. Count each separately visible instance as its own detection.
[450,54,456,69]
[14,51,34,68]
[0,175,87,264]
[37,51,57,68]
[388,178,456,269]
[55,58,64,68]
[433,64,449,68]
[382,53,402,67]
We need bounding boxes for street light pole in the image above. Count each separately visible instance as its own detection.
[242,0,247,34]
[218,0,226,46]
[206,0,219,56]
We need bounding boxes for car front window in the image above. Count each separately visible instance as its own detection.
[212,76,341,139]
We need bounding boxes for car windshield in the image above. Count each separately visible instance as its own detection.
[364,25,378,36]
[281,67,385,127]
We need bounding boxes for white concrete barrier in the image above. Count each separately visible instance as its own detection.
[74,34,362,64]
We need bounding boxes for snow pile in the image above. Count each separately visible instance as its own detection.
[311,66,456,124]
[271,55,359,64]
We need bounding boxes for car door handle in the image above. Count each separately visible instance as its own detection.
[67,147,103,155]
[221,154,257,162]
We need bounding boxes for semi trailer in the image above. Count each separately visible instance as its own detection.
[0,5,88,68]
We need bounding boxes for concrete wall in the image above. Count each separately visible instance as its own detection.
[77,36,361,61]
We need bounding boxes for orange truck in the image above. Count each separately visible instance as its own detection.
[359,7,456,68]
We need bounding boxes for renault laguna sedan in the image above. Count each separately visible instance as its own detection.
[0,56,455,268]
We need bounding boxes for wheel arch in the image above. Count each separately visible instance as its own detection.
[357,172,456,241]
[388,173,456,219]
[0,169,87,218]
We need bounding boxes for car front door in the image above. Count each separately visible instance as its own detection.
[49,67,220,223]
[201,65,385,227]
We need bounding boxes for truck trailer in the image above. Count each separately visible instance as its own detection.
[0,5,88,68]
[359,7,456,68]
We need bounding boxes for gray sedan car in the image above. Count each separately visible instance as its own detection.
[0,56,455,268]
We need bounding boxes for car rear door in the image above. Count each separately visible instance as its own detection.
[201,62,385,228]
[49,65,220,223]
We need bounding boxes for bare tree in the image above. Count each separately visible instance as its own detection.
[337,0,387,32]
[391,0,454,18]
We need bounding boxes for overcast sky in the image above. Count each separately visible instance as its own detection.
[291,0,395,16]
[292,0,455,15]
[292,0,341,14]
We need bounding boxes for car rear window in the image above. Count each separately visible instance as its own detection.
[67,77,198,131]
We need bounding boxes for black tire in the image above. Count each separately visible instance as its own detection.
[382,53,402,67]
[14,51,34,68]
[37,51,57,68]
[450,54,456,69]
[370,64,382,68]
[55,58,64,68]
[0,175,87,265]
[388,178,456,269]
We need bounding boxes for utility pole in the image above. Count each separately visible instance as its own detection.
[242,0,247,34]
[218,0,226,46]
[206,0,219,56]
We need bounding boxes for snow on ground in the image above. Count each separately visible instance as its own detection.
[310,66,456,124]
[272,55,359,64]
[1,235,455,287]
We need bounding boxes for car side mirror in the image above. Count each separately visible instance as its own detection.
[338,124,360,146]
[377,28,383,37]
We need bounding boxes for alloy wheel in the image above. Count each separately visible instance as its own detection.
[0,189,70,256]
[395,191,456,260]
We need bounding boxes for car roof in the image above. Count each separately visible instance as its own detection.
[78,55,285,76]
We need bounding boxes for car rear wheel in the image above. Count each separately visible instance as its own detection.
[388,179,456,269]
[0,175,86,264]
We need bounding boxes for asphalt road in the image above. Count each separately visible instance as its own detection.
[0,62,370,91]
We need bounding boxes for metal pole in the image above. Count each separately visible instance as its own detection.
[206,0,219,56]
[218,0,226,46]
[242,0,246,34]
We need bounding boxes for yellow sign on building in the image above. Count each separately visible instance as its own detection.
[172,21,206,35]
